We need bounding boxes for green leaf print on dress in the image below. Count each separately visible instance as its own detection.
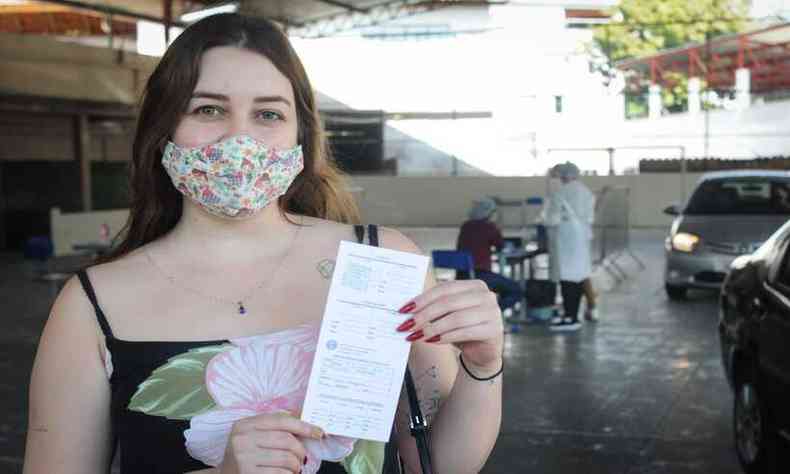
[341,439,385,474]
[128,344,233,420]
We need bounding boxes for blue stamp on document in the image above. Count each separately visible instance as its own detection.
[326,339,338,351]
[341,262,371,292]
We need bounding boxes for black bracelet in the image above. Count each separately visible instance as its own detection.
[459,354,503,381]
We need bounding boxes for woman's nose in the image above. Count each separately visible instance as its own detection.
[226,113,253,138]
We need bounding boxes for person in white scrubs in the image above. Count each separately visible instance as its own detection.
[543,162,595,331]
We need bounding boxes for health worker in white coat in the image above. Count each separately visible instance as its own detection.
[543,162,595,331]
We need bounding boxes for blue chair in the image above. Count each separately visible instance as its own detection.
[431,250,475,280]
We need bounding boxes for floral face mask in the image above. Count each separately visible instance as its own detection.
[161,135,304,219]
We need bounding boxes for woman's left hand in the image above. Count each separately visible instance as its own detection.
[396,280,504,373]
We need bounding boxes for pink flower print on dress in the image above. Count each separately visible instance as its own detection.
[230,324,319,350]
[184,333,355,472]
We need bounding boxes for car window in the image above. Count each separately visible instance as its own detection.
[685,177,790,215]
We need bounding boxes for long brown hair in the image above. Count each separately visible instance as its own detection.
[101,13,360,263]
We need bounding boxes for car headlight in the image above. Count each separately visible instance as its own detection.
[672,232,700,252]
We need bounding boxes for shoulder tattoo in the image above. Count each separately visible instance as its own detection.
[316,259,335,279]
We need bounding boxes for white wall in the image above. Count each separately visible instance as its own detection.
[617,99,790,163]
[350,173,702,229]
[50,207,129,257]
[50,174,698,255]
[538,98,790,175]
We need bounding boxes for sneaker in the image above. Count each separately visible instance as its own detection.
[550,318,581,332]
[550,309,563,325]
[550,316,563,325]
[584,307,599,322]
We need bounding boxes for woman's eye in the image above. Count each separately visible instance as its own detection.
[257,110,283,121]
[193,105,223,117]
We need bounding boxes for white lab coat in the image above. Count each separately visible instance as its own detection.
[543,180,595,282]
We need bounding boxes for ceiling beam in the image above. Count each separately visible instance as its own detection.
[38,0,186,27]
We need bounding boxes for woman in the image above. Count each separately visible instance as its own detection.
[23,13,502,474]
[456,197,523,314]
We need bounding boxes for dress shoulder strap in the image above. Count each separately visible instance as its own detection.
[368,224,379,247]
[75,269,115,338]
[354,224,365,244]
[353,224,380,246]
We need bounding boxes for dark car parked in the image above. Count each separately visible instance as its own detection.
[719,218,790,473]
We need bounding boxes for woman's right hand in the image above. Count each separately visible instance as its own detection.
[218,412,325,474]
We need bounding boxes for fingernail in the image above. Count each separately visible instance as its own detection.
[425,334,441,343]
[406,330,424,342]
[398,301,416,314]
[313,427,325,439]
[396,318,416,332]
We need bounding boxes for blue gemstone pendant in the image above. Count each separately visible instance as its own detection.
[238,302,247,315]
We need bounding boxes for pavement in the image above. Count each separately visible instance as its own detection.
[0,228,743,473]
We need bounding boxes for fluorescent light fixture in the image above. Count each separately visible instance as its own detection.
[180,3,238,23]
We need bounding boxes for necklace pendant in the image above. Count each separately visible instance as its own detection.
[238,302,247,315]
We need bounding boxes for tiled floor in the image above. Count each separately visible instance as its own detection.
[1,229,749,473]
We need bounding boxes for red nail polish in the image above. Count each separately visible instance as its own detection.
[406,330,424,342]
[425,334,441,343]
[304,456,307,465]
[399,301,416,314]
[396,318,416,332]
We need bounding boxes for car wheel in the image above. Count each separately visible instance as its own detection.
[665,283,687,300]
[734,368,778,473]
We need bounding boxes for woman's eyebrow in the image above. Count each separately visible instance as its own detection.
[253,95,292,106]
[191,91,291,106]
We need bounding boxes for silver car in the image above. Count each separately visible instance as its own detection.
[663,170,790,299]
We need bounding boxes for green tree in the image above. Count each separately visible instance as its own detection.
[590,0,749,115]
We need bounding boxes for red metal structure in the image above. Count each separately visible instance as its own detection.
[617,22,790,94]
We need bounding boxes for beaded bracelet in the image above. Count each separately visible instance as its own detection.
[459,354,503,381]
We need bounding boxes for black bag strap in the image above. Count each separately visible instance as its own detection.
[76,269,115,338]
[354,224,433,474]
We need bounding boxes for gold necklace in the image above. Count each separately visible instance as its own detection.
[145,221,302,316]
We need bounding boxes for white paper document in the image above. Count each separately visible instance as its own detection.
[301,240,429,442]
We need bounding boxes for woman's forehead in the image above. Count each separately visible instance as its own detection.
[194,46,294,100]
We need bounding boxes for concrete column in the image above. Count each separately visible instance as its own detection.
[688,77,701,114]
[648,84,661,119]
[75,115,92,211]
[735,67,751,110]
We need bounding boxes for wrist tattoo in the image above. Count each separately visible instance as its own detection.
[316,259,335,279]
[31,425,49,433]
